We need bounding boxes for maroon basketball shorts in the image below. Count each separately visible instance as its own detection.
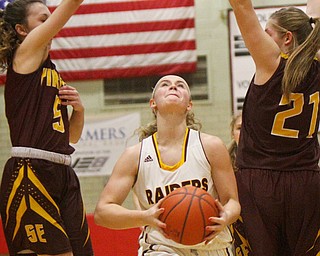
[0,158,93,255]
[235,169,320,256]
[230,216,251,256]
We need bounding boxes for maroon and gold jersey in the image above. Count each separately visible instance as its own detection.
[237,56,320,171]
[5,56,74,155]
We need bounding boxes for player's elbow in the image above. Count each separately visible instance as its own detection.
[69,136,80,144]
[93,201,115,228]
[93,205,106,227]
[69,130,82,144]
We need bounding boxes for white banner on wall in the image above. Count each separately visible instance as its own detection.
[71,112,140,176]
[228,4,306,113]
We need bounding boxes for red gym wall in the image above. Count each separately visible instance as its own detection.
[0,215,140,256]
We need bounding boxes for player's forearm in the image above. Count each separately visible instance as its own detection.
[94,204,147,229]
[69,108,84,144]
[229,0,253,11]
[306,0,320,61]
[307,0,320,18]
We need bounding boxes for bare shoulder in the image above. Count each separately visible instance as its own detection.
[121,142,142,159]
[111,142,142,178]
[200,133,231,169]
[199,132,233,171]
[199,132,226,152]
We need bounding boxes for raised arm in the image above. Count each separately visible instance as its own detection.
[27,0,83,48]
[307,0,320,18]
[228,0,281,83]
[307,0,320,59]
[15,0,83,73]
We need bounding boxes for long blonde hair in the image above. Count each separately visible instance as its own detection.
[270,7,320,99]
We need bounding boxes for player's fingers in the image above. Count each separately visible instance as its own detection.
[158,224,169,237]
[155,198,165,207]
[206,221,222,229]
[60,84,75,90]
[156,219,166,229]
[156,207,164,216]
[209,216,224,224]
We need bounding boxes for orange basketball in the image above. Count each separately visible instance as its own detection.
[159,186,218,245]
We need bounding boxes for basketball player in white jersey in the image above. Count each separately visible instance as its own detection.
[94,75,241,256]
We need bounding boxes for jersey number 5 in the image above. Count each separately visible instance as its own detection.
[52,95,65,133]
[271,92,319,138]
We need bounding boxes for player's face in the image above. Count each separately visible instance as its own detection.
[151,75,192,111]
[20,2,52,48]
[25,2,51,30]
[232,115,242,145]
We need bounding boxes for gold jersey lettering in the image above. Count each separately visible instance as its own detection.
[52,95,65,133]
[41,68,66,89]
[272,92,320,138]
[25,224,47,243]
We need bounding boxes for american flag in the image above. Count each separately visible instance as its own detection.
[0,0,196,84]
[0,0,12,9]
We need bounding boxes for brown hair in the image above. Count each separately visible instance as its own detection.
[0,0,44,71]
[270,7,320,99]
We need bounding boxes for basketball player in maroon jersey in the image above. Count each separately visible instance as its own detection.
[0,0,93,255]
[228,0,320,255]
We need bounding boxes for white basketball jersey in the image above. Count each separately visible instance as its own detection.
[132,128,233,252]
